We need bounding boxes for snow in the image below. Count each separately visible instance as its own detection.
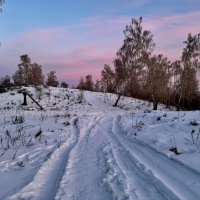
[0,86,200,199]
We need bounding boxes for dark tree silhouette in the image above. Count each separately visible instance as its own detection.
[13,54,45,86]
[61,82,68,88]
[46,71,59,87]
[98,17,200,110]
[77,75,94,91]
[101,64,115,93]
[176,33,200,109]
[113,17,155,106]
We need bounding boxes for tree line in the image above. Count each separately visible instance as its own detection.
[0,54,68,90]
[77,17,200,110]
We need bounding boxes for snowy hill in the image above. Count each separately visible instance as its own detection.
[0,86,200,200]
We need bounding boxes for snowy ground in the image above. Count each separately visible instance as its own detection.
[0,86,200,200]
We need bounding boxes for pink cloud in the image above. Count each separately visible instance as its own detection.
[22,28,67,43]
[1,12,200,85]
[144,11,200,60]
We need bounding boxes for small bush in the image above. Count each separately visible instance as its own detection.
[157,116,161,121]
[190,120,198,126]
[64,121,70,126]
[12,115,25,124]
[135,120,144,131]
[169,138,181,155]
[184,129,200,151]
[163,113,167,117]
[169,147,180,155]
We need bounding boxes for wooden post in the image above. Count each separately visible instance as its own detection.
[21,91,44,110]
[22,92,27,105]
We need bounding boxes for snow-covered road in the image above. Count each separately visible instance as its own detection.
[3,90,200,200]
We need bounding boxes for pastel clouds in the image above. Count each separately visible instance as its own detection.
[0,17,126,84]
[0,11,200,85]
[144,11,200,60]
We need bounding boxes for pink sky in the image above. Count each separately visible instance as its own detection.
[0,11,200,85]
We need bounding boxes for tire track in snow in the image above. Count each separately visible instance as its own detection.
[55,115,113,200]
[102,117,166,200]
[100,142,133,200]
[7,117,80,200]
[82,115,102,146]
[111,115,200,200]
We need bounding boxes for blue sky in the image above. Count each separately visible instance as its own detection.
[0,0,200,84]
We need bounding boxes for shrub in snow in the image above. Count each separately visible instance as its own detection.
[184,129,200,151]
[157,116,161,121]
[135,120,144,131]
[12,115,25,124]
[64,121,70,126]
[169,147,180,155]
[190,120,198,126]
[144,109,151,113]
[169,138,181,155]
